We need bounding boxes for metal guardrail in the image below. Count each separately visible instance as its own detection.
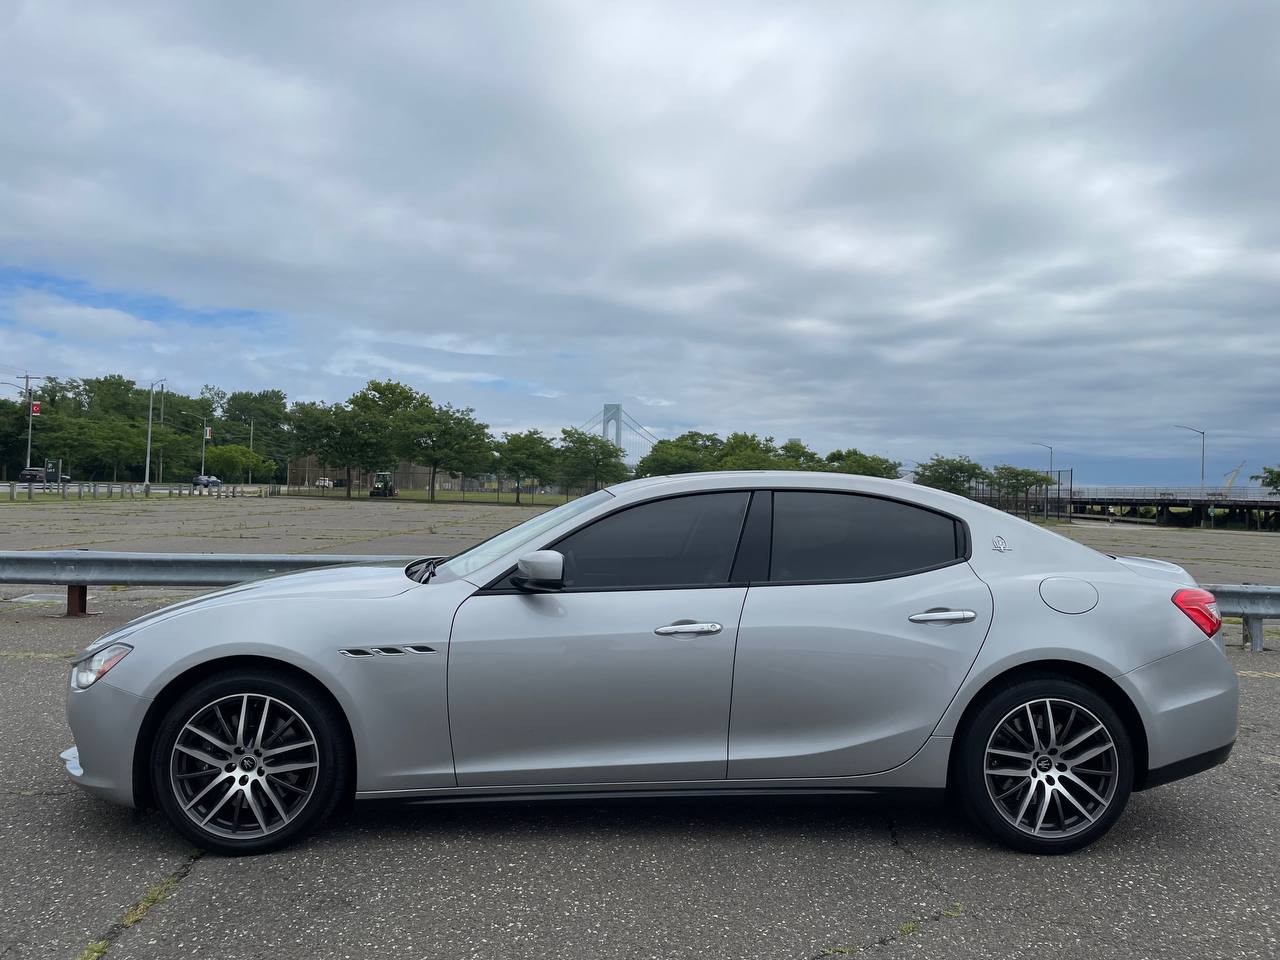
[1204,584,1280,652]
[0,552,1275,650]
[5,481,266,501]
[0,551,415,615]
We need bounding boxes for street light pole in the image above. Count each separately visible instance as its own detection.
[1032,442,1054,519]
[1174,425,1206,498]
[200,417,208,475]
[143,378,165,489]
[1174,424,1207,526]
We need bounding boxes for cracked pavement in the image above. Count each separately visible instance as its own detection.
[0,501,1277,958]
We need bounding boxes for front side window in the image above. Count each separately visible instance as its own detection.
[440,489,614,577]
[770,491,961,582]
[554,492,751,590]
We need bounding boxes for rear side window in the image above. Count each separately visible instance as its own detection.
[770,491,961,582]
[555,492,750,590]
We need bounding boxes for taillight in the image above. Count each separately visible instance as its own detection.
[1172,588,1221,637]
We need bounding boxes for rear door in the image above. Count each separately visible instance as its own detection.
[728,490,992,779]
[449,491,752,786]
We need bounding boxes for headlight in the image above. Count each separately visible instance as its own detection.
[70,643,132,690]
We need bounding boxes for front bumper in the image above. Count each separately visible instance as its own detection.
[64,678,152,807]
[1115,637,1239,786]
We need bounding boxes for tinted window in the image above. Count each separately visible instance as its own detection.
[555,492,750,590]
[770,492,960,582]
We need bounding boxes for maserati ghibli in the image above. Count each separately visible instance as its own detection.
[62,471,1237,855]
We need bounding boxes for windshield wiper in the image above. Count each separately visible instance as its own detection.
[415,557,441,583]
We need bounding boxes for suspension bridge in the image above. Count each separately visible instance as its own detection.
[579,403,660,468]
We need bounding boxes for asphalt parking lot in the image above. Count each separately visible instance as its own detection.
[2,498,1279,958]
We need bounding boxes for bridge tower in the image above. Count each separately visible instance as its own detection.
[601,403,623,448]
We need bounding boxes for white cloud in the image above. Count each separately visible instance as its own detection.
[1,1,1278,480]
[7,291,159,339]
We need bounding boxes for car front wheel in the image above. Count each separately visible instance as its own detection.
[955,677,1134,854]
[151,669,349,855]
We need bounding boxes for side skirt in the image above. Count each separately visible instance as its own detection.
[354,736,954,802]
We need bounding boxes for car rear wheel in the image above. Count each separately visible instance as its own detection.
[151,669,349,855]
[955,677,1134,854]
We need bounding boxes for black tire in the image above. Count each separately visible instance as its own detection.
[954,676,1134,854]
[150,669,350,855]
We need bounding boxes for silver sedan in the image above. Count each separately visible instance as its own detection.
[62,471,1238,855]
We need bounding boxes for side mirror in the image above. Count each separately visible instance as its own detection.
[512,550,564,592]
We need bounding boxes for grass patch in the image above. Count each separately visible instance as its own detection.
[121,875,180,927]
[75,941,109,960]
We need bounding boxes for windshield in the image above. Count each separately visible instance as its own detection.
[438,489,614,578]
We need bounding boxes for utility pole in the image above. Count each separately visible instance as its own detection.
[24,373,33,469]
[143,378,165,489]
[200,417,209,475]
[157,385,166,483]
[248,419,255,484]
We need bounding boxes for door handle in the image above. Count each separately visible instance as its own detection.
[908,609,977,624]
[654,621,723,637]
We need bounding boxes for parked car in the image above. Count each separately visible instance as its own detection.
[192,475,222,488]
[61,471,1237,855]
[314,477,334,488]
[15,467,69,483]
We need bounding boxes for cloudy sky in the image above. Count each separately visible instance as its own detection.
[1,1,1278,483]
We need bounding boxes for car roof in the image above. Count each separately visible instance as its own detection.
[607,469,963,503]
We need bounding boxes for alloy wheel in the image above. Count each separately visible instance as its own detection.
[169,693,320,840]
[983,697,1119,839]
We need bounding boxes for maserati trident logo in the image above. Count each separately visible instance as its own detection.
[992,535,1011,553]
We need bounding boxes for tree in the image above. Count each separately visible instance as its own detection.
[912,454,988,496]
[496,430,558,504]
[405,403,492,501]
[825,447,902,479]
[777,438,823,470]
[989,464,1052,496]
[287,401,334,464]
[1251,466,1280,496]
[716,433,781,471]
[633,431,723,477]
[198,384,228,418]
[558,427,628,491]
[223,389,288,481]
[203,444,275,483]
[318,403,383,497]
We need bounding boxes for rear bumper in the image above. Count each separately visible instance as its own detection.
[1140,742,1234,791]
[1115,638,1239,782]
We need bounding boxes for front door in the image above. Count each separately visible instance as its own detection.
[448,491,752,786]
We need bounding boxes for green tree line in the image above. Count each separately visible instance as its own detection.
[0,374,633,500]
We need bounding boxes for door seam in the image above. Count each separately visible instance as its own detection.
[722,586,752,778]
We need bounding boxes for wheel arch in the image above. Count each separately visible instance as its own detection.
[946,659,1150,789]
[131,654,357,809]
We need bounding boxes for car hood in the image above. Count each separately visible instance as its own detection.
[103,561,420,642]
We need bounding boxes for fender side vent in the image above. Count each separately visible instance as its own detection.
[338,648,374,658]
[406,645,437,654]
[372,647,406,656]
